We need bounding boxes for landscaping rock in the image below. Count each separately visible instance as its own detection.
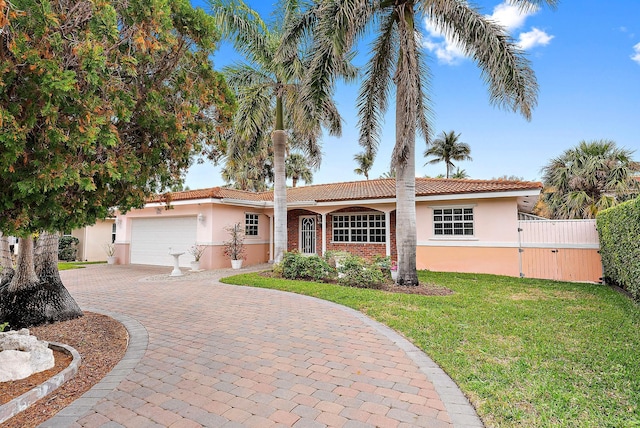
[0,329,54,382]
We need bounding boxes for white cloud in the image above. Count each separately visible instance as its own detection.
[422,21,466,65]
[422,1,551,65]
[487,2,537,31]
[517,27,554,50]
[632,42,640,64]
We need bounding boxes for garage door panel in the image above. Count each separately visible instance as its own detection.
[130,217,196,267]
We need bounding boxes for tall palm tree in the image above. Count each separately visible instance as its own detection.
[541,140,640,219]
[295,0,555,285]
[209,0,342,262]
[354,151,374,180]
[424,131,472,178]
[286,153,314,187]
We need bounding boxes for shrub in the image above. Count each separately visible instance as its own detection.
[337,254,386,289]
[324,250,350,269]
[58,235,79,261]
[372,254,391,270]
[281,251,334,281]
[597,197,640,301]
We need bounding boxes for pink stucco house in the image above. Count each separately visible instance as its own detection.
[107,177,586,280]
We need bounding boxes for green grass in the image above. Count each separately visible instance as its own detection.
[221,271,640,428]
[58,261,106,270]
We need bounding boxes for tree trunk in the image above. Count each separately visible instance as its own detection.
[395,144,419,286]
[272,129,288,263]
[394,4,419,286]
[0,232,82,329]
[292,176,298,187]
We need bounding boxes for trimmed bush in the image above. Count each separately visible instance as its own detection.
[58,235,79,261]
[281,251,335,282]
[337,254,385,289]
[597,197,640,301]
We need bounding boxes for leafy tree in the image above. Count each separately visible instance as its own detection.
[451,168,469,179]
[493,174,526,181]
[379,170,397,179]
[286,153,314,187]
[424,131,472,178]
[541,140,640,219]
[296,0,554,285]
[354,151,374,180]
[0,0,234,328]
[209,0,342,263]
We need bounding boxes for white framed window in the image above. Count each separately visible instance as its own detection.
[433,207,474,236]
[245,213,259,236]
[111,222,116,243]
[332,212,386,243]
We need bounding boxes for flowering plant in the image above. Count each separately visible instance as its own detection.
[188,244,207,261]
[390,261,398,271]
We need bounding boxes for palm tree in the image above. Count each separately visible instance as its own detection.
[286,153,313,187]
[424,131,472,178]
[451,168,469,179]
[209,0,342,262]
[354,151,374,180]
[541,140,640,219]
[295,0,554,285]
[222,147,274,191]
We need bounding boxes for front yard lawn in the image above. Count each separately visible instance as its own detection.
[221,270,640,428]
[58,261,106,270]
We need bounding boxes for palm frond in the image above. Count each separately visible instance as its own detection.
[223,62,274,92]
[301,0,372,121]
[420,0,538,120]
[357,10,398,156]
[209,0,273,68]
[391,4,423,165]
[232,84,274,143]
[414,43,433,143]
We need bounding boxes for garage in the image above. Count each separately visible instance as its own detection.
[130,217,197,267]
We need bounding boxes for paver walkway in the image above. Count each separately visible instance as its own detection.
[40,264,482,428]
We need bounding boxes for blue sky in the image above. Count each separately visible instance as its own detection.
[185,0,640,189]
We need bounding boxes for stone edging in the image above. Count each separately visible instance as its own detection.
[0,342,81,425]
[38,309,148,428]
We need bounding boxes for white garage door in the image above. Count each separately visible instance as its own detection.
[130,217,197,267]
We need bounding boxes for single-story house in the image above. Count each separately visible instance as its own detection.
[103,177,585,280]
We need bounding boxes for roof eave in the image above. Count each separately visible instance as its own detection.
[415,188,541,202]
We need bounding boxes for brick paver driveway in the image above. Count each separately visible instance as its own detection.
[41,264,482,428]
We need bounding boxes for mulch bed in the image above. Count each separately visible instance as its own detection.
[1,312,128,428]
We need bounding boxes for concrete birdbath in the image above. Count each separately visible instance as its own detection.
[168,248,185,277]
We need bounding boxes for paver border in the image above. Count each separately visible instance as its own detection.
[0,342,81,424]
[38,308,149,428]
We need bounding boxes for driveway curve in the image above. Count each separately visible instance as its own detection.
[41,264,482,428]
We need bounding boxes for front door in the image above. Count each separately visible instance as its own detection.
[300,216,316,255]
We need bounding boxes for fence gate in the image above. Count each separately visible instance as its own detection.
[517,217,602,282]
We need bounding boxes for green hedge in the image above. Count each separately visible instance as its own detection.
[597,197,640,301]
[58,235,79,262]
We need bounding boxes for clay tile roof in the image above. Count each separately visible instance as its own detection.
[148,178,542,204]
[147,187,270,203]
[285,178,542,202]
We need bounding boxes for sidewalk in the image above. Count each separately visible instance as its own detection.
[40,264,482,427]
